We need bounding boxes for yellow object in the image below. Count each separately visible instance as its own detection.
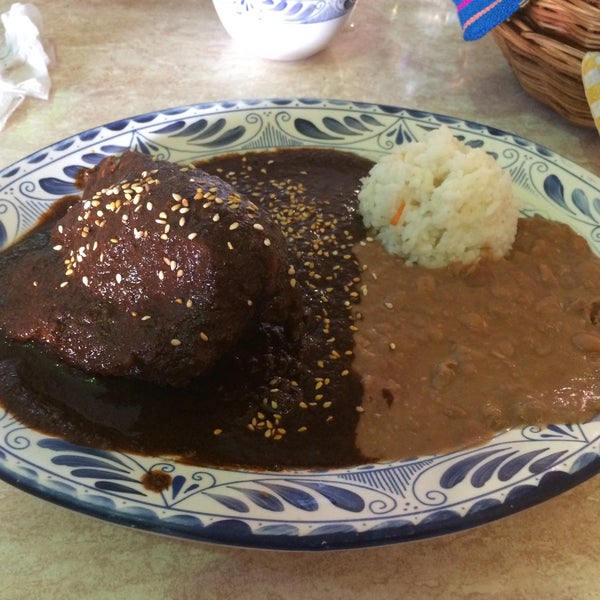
[582,51,600,135]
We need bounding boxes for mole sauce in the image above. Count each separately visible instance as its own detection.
[0,149,372,469]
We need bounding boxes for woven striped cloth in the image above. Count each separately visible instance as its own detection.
[582,52,600,135]
[453,0,522,41]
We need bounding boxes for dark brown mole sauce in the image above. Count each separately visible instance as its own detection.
[0,149,373,470]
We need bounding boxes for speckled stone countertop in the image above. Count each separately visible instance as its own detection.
[1,1,600,598]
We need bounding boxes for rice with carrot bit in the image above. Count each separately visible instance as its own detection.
[357,126,520,268]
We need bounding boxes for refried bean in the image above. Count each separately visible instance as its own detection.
[354,218,600,459]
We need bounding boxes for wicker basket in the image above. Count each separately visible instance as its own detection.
[492,0,600,128]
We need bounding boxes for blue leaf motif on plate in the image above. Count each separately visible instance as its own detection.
[170,474,201,499]
[28,152,48,164]
[64,165,86,179]
[204,126,246,148]
[572,188,600,222]
[188,118,227,142]
[1,165,20,178]
[470,451,518,488]
[464,139,484,149]
[69,468,139,483]
[151,120,185,135]
[294,480,365,512]
[205,492,250,513]
[134,139,152,156]
[95,481,146,495]
[51,454,132,472]
[392,124,418,145]
[294,118,342,140]
[540,423,583,440]
[496,448,548,481]
[321,117,361,136]
[180,119,246,148]
[360,114,385,127]
[81,152,109,166]
[158,119,207,137]
[79,128,101,142]
[439,448,507,489]
[543,174,573,214]
[39,177,78,196]
[229,486,285,511]
[343,116,370,133]
[259,482,319,511]
[38,438,133,467]
[0,221,6,248]
[54,139,75,152]
[100,144,130,155]
[529,450,567,474]
[105,118,131,131]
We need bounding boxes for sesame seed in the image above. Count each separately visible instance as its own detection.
[170,338,182,347]
[264,238,271,247]
[187,232,198,240]
[229,222,240,231]
[199,331,209,342]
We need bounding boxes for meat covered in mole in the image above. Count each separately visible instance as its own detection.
[0,151,302,386]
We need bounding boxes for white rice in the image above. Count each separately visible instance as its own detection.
[357,126,520,268]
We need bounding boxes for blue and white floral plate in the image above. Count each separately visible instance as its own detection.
[1,99,600,550]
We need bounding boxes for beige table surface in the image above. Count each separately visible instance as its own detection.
[2,1,600,598]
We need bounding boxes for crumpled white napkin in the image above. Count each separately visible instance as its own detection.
[0,2,51,131]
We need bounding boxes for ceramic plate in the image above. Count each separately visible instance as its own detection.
[1,99,600,550]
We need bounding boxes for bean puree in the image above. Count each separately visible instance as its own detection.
[0,148,599,470]
[353,218,600,458]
